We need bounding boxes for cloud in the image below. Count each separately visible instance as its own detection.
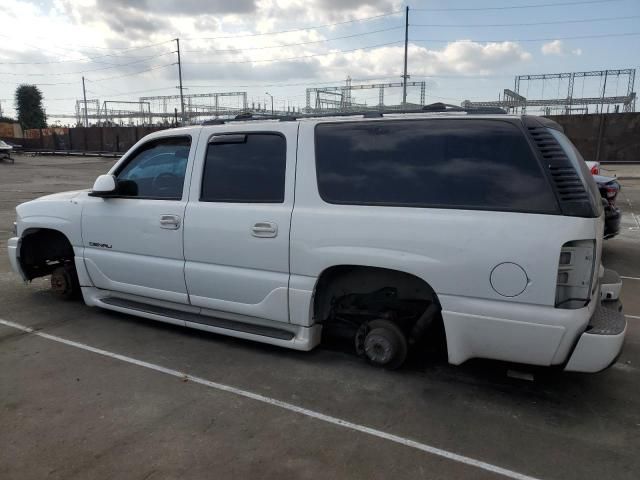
[1,0,531,120]
[541,40,582,56]
[316,41,532,78]
[315,0,396,12]
[93,0,256,17]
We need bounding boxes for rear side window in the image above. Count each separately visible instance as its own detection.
[201,133,286,203]
[315,119,558,213]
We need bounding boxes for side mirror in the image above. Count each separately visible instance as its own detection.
[89,174,117,197]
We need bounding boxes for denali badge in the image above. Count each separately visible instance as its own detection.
[89,242,112,249]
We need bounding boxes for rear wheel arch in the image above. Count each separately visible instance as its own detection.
[312,265,447,366]
[312,265,441,322]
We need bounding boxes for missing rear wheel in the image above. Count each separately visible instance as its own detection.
[356,319,408,369]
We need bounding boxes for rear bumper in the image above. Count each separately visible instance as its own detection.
[565,300,626,372]
[7,237,26,280]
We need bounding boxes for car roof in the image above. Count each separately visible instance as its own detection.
[150,110,563,137]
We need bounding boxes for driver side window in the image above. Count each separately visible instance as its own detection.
[115,136,191,199]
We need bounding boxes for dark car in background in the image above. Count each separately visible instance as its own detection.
[593,174,622,239]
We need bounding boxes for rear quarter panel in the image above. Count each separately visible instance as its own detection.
[289,120,601,366]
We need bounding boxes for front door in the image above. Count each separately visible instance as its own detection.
[183,124,298,322]
[81,134,197,304]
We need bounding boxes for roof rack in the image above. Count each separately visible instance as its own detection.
[200,103,507,125]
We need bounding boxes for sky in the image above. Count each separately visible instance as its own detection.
[0,0,639,124]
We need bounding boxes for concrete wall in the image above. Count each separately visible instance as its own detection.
[546,112,640,163]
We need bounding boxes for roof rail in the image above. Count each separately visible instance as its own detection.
[422,102,465,112]
[464,106,508,114]
[199,103,507,125]
[421,102,506,114]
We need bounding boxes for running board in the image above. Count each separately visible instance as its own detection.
[100,297,295,341]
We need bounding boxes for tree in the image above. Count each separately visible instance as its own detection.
[15,84,47,129]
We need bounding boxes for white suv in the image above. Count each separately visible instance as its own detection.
[7,108,626,372]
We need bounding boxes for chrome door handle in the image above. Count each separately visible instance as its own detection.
[160,214,181,229]
[251,222,277,238]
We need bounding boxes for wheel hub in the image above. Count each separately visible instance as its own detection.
[364,333,395,365]
[51,269,69,294]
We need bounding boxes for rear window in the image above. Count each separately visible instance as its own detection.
[315,119,558,213]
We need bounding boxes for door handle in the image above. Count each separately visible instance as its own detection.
[251,222,277,238]
[160,214,181,229]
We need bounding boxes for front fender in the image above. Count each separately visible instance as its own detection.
[16,194,85,247]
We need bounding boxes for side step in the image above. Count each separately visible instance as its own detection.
[100,297,295,341]
[585,301,626,336]
[600,268,622,302]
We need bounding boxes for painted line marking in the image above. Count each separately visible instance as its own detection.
[0,317,542,480]
[625,314,640,320]
[620,276,640,281]
[612,362,638,373]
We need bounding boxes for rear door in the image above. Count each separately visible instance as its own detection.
[183,123,298,323]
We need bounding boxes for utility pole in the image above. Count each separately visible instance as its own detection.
[82,76,89,127]
[402,5,410,105]
[175,38,185,125]
[595,70,609,163]
[266,92,274,115]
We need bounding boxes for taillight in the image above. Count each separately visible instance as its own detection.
[555,240,596,309]
[590,165,600,175]
[605,186,617,199]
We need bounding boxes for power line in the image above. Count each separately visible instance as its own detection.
[15,80,78,86]
[184,27,403,53]
[0,52,174,76]
[88,63,176,82]
[412,14,640,28]
[0,37,173,53]
[184,10,402,40]
[86,86,178,98]
[184,75,404,90]
[412,0,621,11]
[184,41,403,65]
[412,31,640,43]
[0,48,174,65]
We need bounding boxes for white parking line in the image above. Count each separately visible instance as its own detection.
[0,317,542,480]
[620,276,640,281]
[626,315,640,320]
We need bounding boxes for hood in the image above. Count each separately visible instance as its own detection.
[32,189,88,202]
[16,190,88,217]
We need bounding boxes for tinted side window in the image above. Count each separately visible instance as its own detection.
[116,136,191,199]
[201,133,286,203]
[315,119,558,213]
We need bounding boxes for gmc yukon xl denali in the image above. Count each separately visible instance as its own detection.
[7,109,626,372]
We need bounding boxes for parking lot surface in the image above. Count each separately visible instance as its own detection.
[1,155,639,480]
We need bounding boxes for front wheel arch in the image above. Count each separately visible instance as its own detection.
[19,228,76,281]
